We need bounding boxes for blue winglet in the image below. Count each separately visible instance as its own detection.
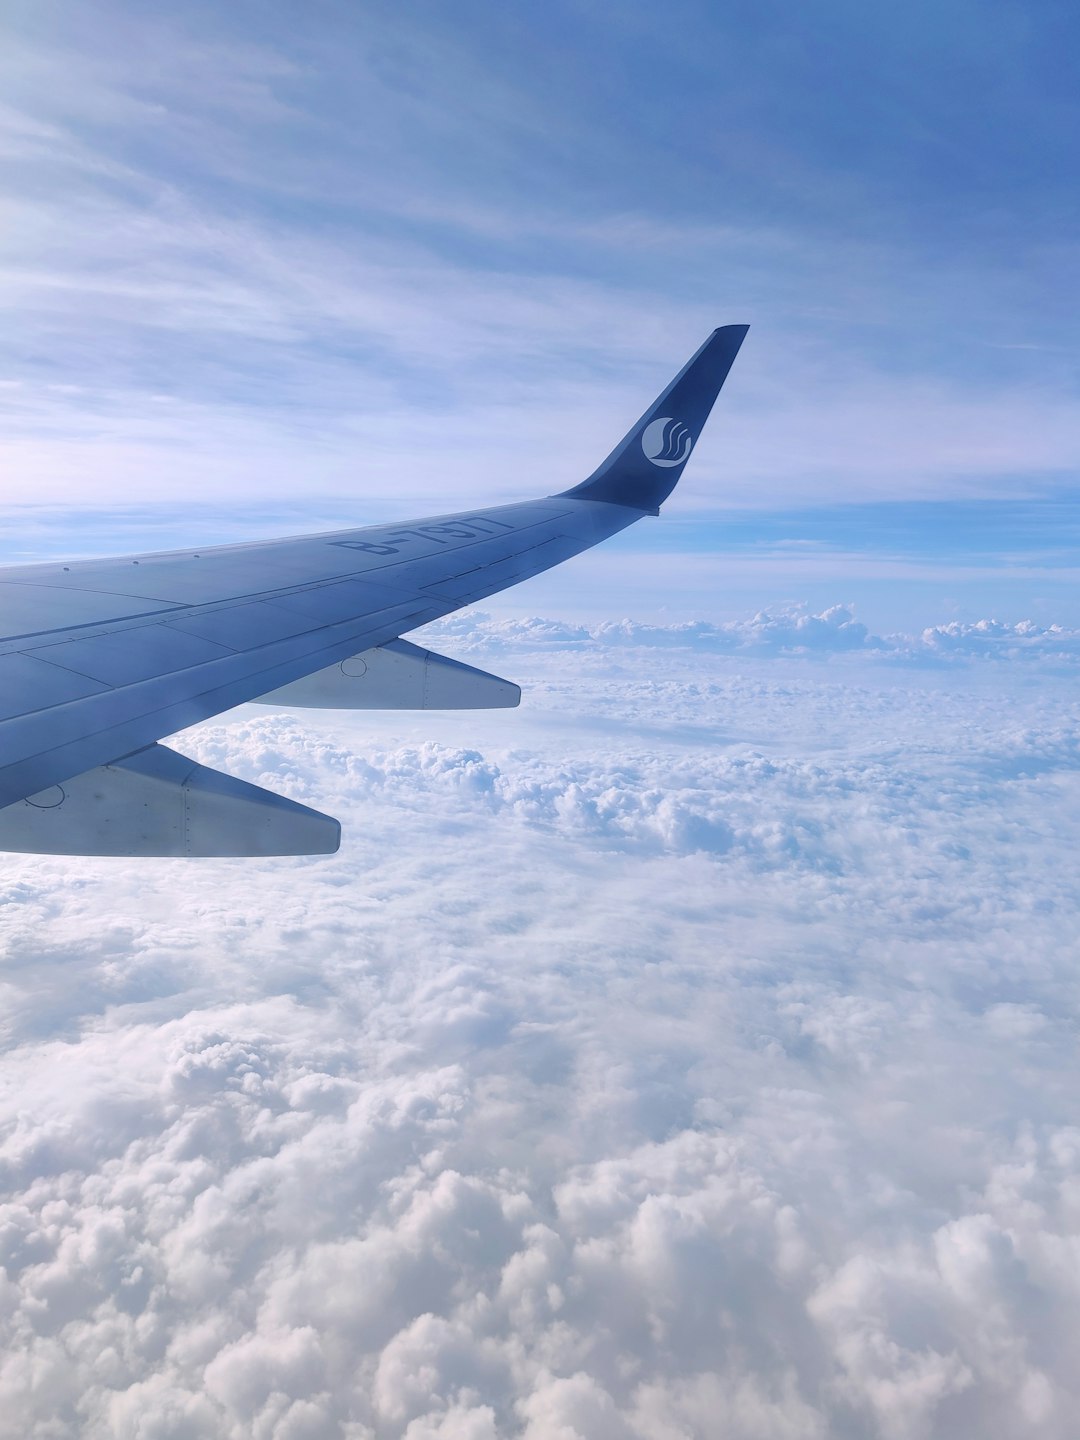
[557,324,749,512]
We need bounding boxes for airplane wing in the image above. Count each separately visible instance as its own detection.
[0,324,748,856]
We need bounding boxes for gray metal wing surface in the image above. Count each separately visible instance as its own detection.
[0,325,748,855]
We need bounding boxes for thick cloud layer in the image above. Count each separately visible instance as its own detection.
[423,607,1080,662]
[1,617,1079,1438]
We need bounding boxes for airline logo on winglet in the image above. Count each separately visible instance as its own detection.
[641,416,694,468]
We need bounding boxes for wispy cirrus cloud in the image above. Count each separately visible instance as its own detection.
[2,4,1079,512]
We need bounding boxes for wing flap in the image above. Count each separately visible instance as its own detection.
[255,639,520,710]
[0,580,183,639]
[248,577,415,625]
[0,651,111,720]
[164,599,334,650]
[23,625,235,687]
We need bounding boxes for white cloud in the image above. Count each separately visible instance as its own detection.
[1,622,1079,1436]
[918,617,1080,659]
[421,605,878,657]
[419,606,1080,665]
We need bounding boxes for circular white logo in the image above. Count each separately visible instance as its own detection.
[641,416,694,468]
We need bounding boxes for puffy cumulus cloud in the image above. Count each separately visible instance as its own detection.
[420,606,1080,666]
[917,618,1080,660]
[1,623,1080,1437]
[419,605,879,658]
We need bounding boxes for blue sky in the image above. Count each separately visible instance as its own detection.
[2,0,1079,629]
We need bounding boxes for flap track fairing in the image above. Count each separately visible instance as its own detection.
[254,638,520,710]
[0,744,340,857]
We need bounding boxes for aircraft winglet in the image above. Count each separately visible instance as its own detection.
[558,324,748,513]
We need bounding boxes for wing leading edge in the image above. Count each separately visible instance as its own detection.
[0,325,748,855]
